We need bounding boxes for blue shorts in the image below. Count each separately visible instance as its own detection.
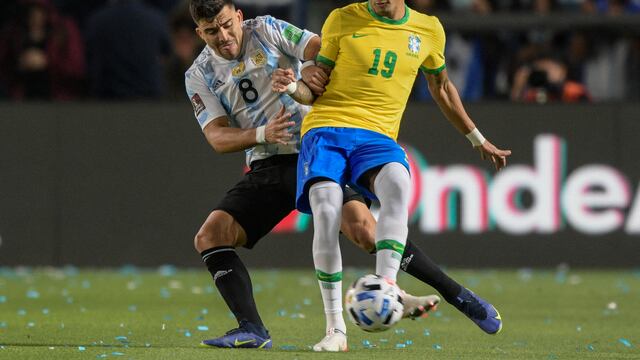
[296,127,409,214]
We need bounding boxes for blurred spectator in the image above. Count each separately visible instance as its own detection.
[165,2,203,100]
[407,0,451,13]
[52,0,109,30]
[0,0,85,100]
[511,56,591,103]
[86,0,172,99]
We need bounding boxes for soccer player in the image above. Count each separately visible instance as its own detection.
[186,0,446,350]
[274,0,511,350]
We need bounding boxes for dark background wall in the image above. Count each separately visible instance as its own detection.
[1,103,639,268]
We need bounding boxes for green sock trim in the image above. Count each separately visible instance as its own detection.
[316,270,343,282]
[376,239,406,255]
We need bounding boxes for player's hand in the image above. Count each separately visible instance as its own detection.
[271,68,297,93]
[302,65,328,96]
[476,140,511,171]
[265,105,295,145]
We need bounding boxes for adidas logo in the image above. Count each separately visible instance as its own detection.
[213,269,233,281]
[400,254,413,271]
[213,80,225,91]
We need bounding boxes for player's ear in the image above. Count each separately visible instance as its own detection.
[237,9,243,23]
[195,26,205,42]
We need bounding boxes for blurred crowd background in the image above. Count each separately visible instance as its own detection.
[0,0,639,104]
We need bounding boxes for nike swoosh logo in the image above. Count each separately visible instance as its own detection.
[234,338,256,346]
[352,33,368,38]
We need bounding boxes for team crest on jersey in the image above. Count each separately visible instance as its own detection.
[250,50,267,67]
[408,34,421,54]
[232,61,246,77]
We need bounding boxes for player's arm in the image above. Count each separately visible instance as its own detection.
[202,107,294,153]
[271,68,317,105]
[426,69,512,170]
[300,35,330,95]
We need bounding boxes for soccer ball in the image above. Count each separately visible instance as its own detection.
[345,274,404,332]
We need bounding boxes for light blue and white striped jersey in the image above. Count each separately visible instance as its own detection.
[185,16,315,165]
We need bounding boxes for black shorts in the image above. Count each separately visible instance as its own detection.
[215,154,368,249]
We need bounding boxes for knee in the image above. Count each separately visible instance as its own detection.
[376,163,411,203]
[193,211,237,253]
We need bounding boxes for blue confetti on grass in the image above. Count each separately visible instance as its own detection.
[201,308,208,315]
[0,296,6,303]
[42,308,49,315]
[423,329,431,336]
[96,354,107,358]
[433,344,442,350]
[185,331,192,337]
[379,338,388,343]
[112,352,125,356]
[119,265,138,275]
[586,344,595,351]
[395,343,406,349]
[82,280,91,289]
[128,305,137,312]
[160,288,171,298]
[303,298,312,305]
[158,265,177,277]
[277,309,287,317]
[197,325,209,331]
[618,338,632,348]
[0,322,7,329]
[63,266,79,276]
[78,346,86,351]
[405,340,413,345]
[115,336,128,343]
[362,340,371,347]
[17,309,26,316]
[280,345,296,350]
[26,290,40,299]
[394,328,405,334]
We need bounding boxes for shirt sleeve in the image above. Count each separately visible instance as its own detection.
[255,16,316,61]
[185,68,228,130]
[316,8,341,68]
[420,17,446,75]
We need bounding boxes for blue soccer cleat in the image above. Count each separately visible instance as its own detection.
[454,288,502,334]
[201,321,272,349]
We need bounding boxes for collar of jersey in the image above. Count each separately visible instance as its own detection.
[366,2,409,25]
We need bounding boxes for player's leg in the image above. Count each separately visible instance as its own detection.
[340,198,441,318]
[369,162,411,281]
[296,128,351,352]
[350,133,502,334]
[195,210,273,348]
[308,180,347,351]
[197,155,298,348]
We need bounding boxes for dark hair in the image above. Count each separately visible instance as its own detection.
[189,0,234,23]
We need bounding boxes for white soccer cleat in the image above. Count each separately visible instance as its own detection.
[401,291,440,319]
[312,328,348,352]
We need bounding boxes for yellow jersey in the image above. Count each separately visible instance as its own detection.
[301,2,446,140]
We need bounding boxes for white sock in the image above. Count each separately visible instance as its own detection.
[373,163,410,282]
[309,181,346,334]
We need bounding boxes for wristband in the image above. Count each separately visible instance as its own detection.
[285,81,298,95]
[255,125,266,144]
[301,60,316,71]
[465,128,486,147]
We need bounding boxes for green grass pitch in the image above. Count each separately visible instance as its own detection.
[0,267,638,359]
